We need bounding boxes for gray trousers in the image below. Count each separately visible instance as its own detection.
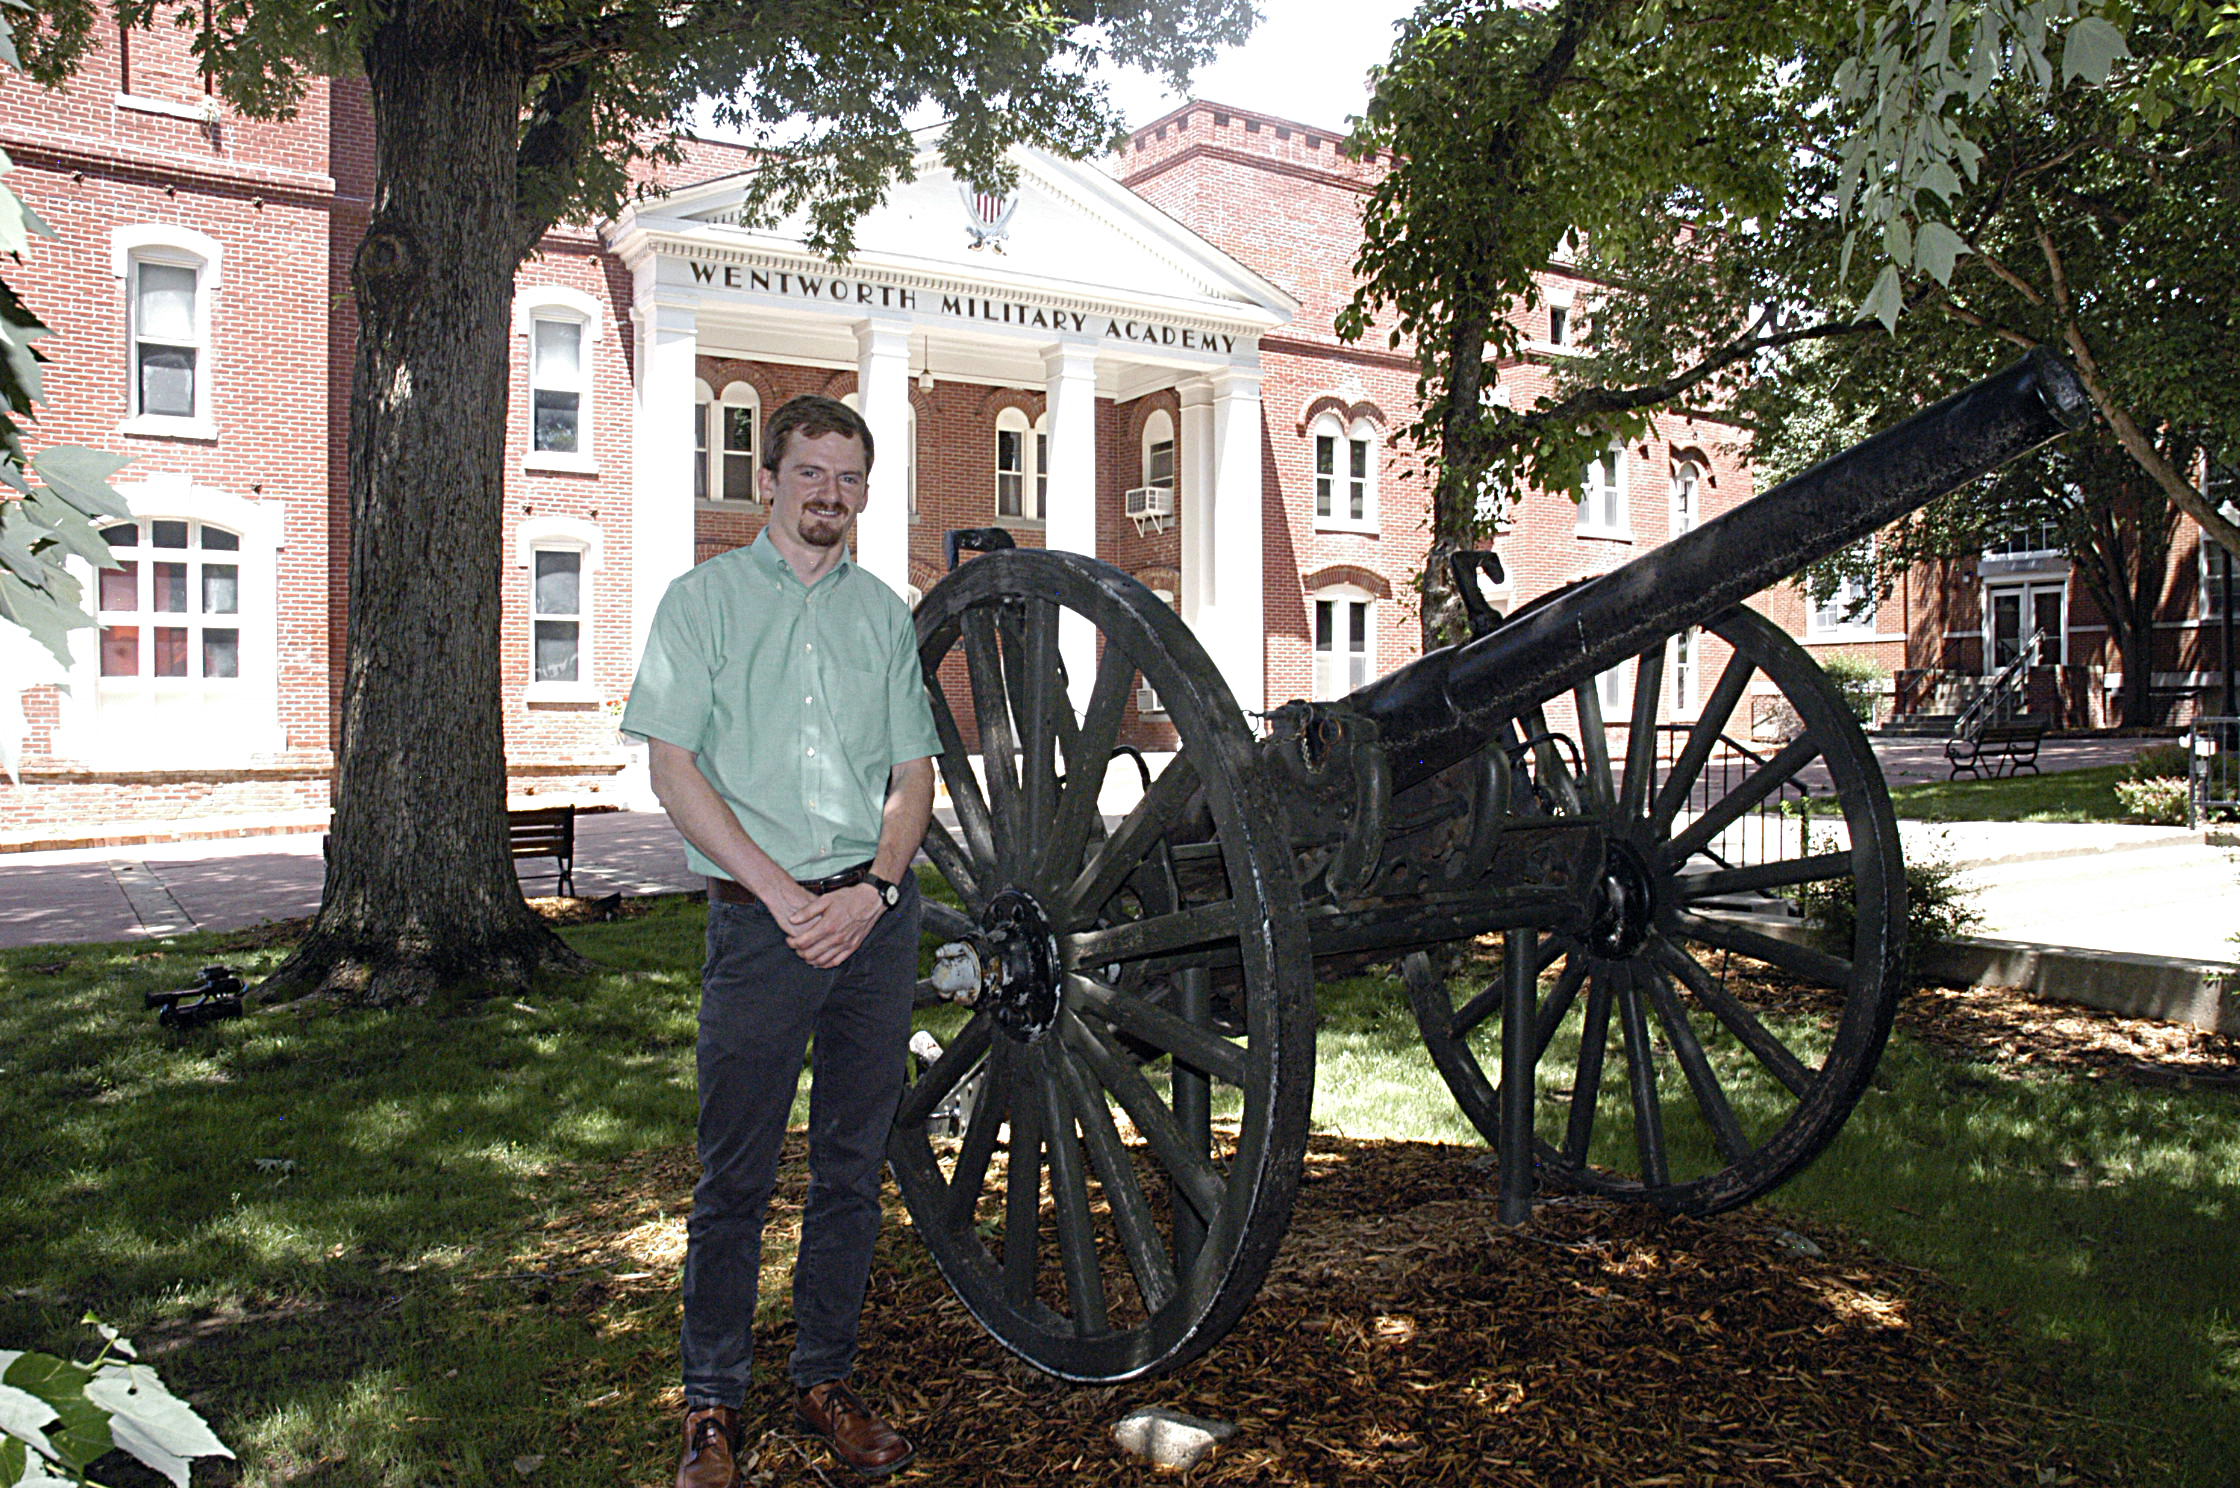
[679,879,918,1403]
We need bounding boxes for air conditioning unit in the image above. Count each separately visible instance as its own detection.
[1136,683,1166,716]
[1125,484,1176,534]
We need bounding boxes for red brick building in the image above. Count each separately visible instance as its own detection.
[16,28,2007,849]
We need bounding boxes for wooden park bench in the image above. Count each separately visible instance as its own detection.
[1945,716,2048,780]
[322,802,577,896]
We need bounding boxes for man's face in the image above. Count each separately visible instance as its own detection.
[761,429,871,552]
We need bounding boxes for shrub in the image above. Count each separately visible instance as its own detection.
[2123,742,2190,781]
[2115,775,2190,825]
[1816,654,1888,725]
[1794,830,1984,971]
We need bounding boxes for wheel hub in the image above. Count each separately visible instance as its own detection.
[1586,837,1658,958]
[979,888,1063,1044]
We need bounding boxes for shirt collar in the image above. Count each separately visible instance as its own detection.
[750,527,854,593]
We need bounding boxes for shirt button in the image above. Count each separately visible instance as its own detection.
[804,696,813,706]
[806,747,816,757]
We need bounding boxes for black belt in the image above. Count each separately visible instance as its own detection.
[707,861,874,905]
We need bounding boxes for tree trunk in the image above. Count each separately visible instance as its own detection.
[2074,466,2176,732]
[261,0,586,1005]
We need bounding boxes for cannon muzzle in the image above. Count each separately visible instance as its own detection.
[1349,348,2093,789]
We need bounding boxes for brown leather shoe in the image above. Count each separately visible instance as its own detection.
[676,1403,741,1488]
[794,1379,914,1477]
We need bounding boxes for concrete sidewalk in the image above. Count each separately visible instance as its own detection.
[1,739,2233,966]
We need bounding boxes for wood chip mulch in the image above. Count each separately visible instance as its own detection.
[514,1130,2125,1487]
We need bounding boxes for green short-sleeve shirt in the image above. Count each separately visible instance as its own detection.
[622,531,940,881]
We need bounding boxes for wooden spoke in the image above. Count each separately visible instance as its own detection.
[926,684,998,871]
[1063,753,1201,916]
[1613,964,1671,1188]
[942,1040,1010,1228]
[1650,937,1814,1099]
[896,1011,994,1128]
[1619,639,1666,822]
[919,825,986,917]
[920,895,978,945]
[1641,965,1751,1164]
[1001,1042,1046,1308]
[1661,734,1821,868]
[1572,675,1616,815]
[1676,851,1856,902]
[1561,964,1616,1168]
[1038,1069,1110,1335]
[1063,900,1237,967]
[1670,908,1855,991]
[1452,933,1566,1040]
[1649,650,1756,831]
[961,607,1025,877]
[1039,643,1137,889]
[1060,1010,1225,1223]
[1066,973,1249,1088]
[1055,1044,1179,1315]
[1531,953,1590,1059]
[1016,598,1061,838]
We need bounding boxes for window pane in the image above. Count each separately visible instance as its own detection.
[1148,440,1174,488]
[997,428,1023,473]
[138,345,196,417]
[1350,439,1368,481]
[135,262,197,340]
[154,627,188,677]
[1315,434,1334,517]
[202,563,238,615]
[203,628,239,679]
[997,471,1022,517]
[199,525,239,551]
[2033,590,2063,665]
[99,562,138,613]
[533,550,580,616]
[151,521,189,549]
[100,625,138,677]
[534,620,579,682]
[723,452,755,502]
[533,390,580,452]
[102,524,138,548]
[1314,600,1332,651]
[694,403,710,501]
[1348,601,1366,650]
[152,562,188,612]
[532,319,581,379]
[724,405,755,455]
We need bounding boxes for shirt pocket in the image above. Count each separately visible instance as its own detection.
[829,663,891,767]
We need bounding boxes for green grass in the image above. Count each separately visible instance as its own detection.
[5,902,2237,1485]
[1885,762,2135,822]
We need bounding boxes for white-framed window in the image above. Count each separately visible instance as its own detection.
[1142,410,1176,493]
[1672,626,1701,717]
[516,515,603,701]
[1311,586,1374,700]
[1808,542,1879,636]
[1671,459,1703,538]
[512,285,603,472]
[693,379,712,501]
[60,477,282,766]
[2200,506,2236,619]
[1986,520,2063,558]
[699,380,760,504]
[1578,442,1628,537]
[1593,660,1631,718]
[1540,286,1576,351]
[996,406,1046,521]
[110,225,222,439]
[1138,586,1178,716]
[1312,413,1376,531]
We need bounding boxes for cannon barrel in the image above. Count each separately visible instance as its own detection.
[1347,348,2093,790]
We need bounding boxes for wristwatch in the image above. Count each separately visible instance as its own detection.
[862,872,902,910]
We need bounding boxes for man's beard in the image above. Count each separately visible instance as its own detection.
[798,505,851,547]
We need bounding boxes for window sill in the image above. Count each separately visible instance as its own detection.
[119,415,217,442]
[1805,628,1888,644]
[116,92,215,122]
[1576,526,1633,542]
[1314,517,1378,536]
[525,684,602,705]
[695,497,767,514]
[524,451,600,475]
[997,515,1047,531]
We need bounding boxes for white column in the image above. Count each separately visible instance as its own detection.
[630,292,697,668]
[854,318,912,597]
[1043,341,1100,710]
[1208,367,1265,716]
[1177,377,1216,627]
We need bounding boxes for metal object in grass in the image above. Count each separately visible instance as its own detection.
[892,349,2093,1384]
[146,965,245,1029]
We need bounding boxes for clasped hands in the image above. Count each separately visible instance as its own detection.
[775,881,885,968]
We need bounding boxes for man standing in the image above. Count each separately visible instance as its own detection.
[623,394,938,1484]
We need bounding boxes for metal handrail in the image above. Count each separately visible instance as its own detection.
[2188,716,2238,829]
[1955,624,2043,740]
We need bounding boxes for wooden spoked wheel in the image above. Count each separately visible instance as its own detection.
[891,550,1315,1382]
[1404,606,1905,1215]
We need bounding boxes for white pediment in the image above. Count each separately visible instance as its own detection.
[625,136,1294,330]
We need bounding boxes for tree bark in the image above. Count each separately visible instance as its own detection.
[261,0,586,1004]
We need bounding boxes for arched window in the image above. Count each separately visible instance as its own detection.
[512,284,603,471]
[111,224,223,438]
[708,380,760,503]
[516,515,604,700]
[1311,413,1375,531]
[1310,584,1375,699]
[1577,441,1628,536]
[996,406,1046,521]
[1141,410,1175,493]
[1671,458,1703,538]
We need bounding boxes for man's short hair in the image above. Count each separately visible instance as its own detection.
[762,394,875,475]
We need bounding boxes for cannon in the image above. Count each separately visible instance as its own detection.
[891,349,2092,1384]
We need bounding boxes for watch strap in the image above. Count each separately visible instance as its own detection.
[862,872,901,908]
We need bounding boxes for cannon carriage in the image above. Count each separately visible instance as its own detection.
[890,350,2092,1384]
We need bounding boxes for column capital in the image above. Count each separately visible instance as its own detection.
[1207,365,1261,400]
[634,295,699,337]
[1042,339,1100,380]
[855,316,911,357]
[1177,376,1216,409]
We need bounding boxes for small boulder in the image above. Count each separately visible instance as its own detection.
[1112,1407,1237,1471]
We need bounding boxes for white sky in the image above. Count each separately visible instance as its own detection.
[1099,2,1422,135]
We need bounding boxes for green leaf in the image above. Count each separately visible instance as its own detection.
[30,445,133,521]
[0,1435,23,1486]
[2061,15,2130,84]
[1859,261,1904,331]
[0,1355,110,1473]
[1913,219,1971,282]
[0,1373,57,1445]
[18,489,118,569]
